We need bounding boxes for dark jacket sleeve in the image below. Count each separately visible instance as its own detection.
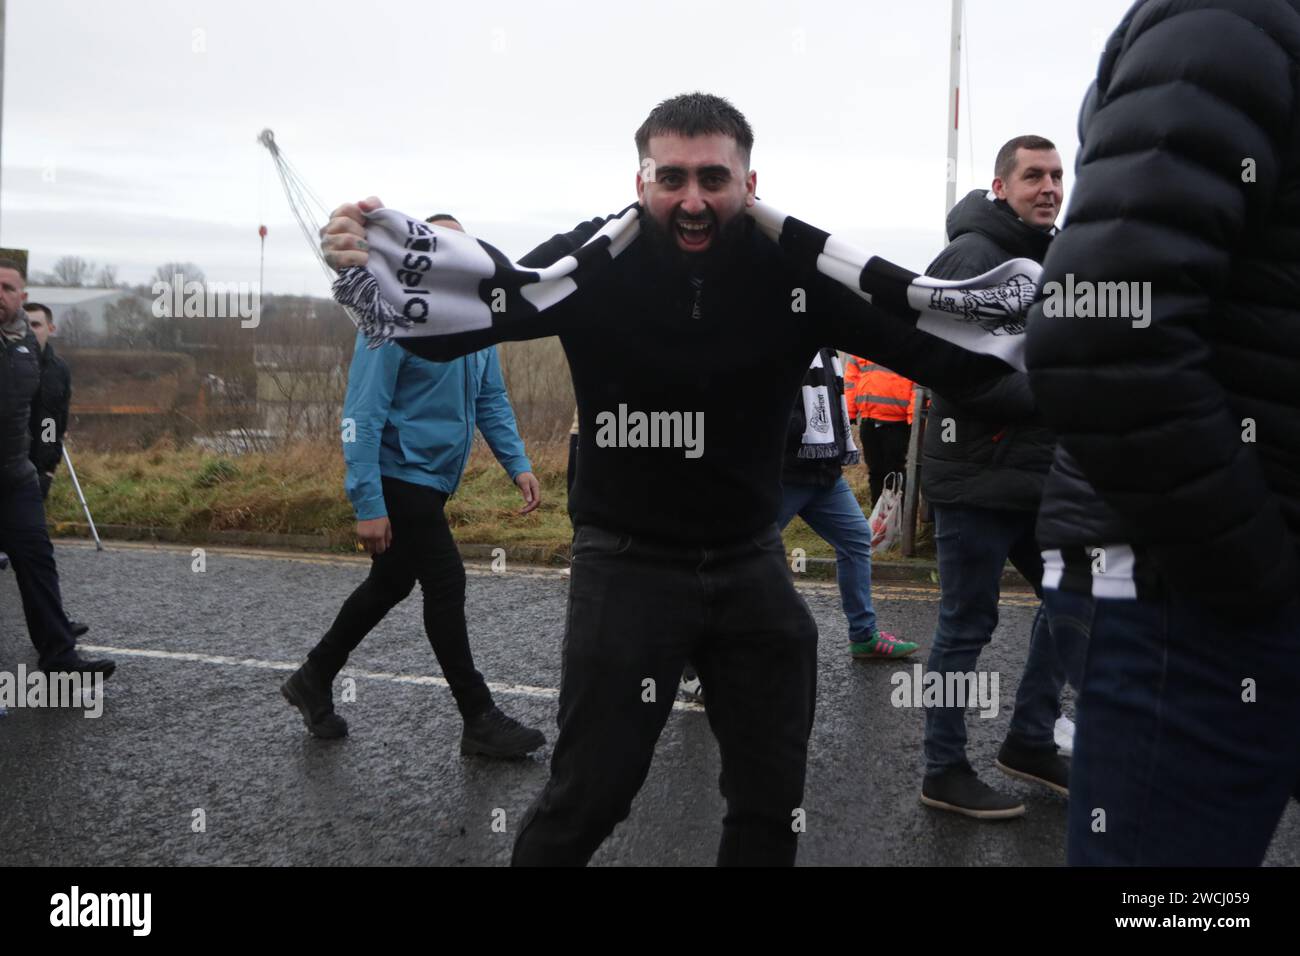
[29,358,70,474]
[517,218,605,268]
[395,216,608,363]
[813,272,1037,422]
[1024,0,1300,609]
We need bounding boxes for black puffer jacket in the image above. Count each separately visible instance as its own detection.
[1,329,42,489]
[1026,0,1300,611]
[29,342,71,475]
[921,189,1056,512]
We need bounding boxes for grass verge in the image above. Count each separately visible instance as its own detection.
[47,440,931,559]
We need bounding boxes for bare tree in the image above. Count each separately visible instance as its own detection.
[104,296,152,348]
[50,256,95,287]
[96,265,119,288]
[153,262,206,288]
[254,300,351,445]
[59,306,90,347]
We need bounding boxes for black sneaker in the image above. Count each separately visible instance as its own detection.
[70,621,90,638]
[996,737,1069,797]
[281,661,348,739]
[921,766,1026,820]
[44,656,116,680]
[461,706,545,758]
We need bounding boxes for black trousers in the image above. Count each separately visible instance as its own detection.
[860,419,911,505]
[0,471,77,668]
[308,476,493,719]
[512,523,819,866]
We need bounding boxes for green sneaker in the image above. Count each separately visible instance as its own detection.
[850,629,919,659]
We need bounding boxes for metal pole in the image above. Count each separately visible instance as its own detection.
[944,0,964,237]
[902,0,962,558]
[62,446,102,551]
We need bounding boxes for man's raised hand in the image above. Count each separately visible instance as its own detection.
[321,196,384,272]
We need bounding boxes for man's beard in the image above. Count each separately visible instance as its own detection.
[639,207,750,277]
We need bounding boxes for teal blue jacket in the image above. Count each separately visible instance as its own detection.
[342,332,531,520]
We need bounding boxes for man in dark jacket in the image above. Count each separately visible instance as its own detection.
[918,137,1071,820]
[21,302,89,639]
[1026,0,1300,866]
[22,303,71,500]
[323,93,1033,866]
[0,261,110,677]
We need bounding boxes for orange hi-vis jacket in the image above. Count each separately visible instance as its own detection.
[843,355,915,425]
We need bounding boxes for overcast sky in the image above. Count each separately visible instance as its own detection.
[1,0,1135,295]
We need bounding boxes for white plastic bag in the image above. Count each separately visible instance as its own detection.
[869,471,903,553]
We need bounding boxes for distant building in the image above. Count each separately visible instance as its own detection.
[24,286,153,344]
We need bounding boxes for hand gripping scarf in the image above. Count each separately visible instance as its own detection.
[333,200,1040,372]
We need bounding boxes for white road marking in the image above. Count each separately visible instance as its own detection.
[76,643,705,711]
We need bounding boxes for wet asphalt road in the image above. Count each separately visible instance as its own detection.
[2,539,1297,867]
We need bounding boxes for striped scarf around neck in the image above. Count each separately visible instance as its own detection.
[333,200,1041,372]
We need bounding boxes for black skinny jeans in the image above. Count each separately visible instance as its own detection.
[308,476,493,719]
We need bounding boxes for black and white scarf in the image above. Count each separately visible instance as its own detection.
[333,200,1040,371]
[796,349,859,463]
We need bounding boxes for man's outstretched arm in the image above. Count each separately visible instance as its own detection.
[815,275,1037,423]
[322,197,607,361]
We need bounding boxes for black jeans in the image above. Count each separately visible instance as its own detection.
[860,419,911,505]
[0,471,77,668]
[512,523,819,866]
[308,476,493,719]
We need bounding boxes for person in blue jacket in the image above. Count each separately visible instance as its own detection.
[282,215,546,758]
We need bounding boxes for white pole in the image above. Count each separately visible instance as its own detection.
[63,446,103,551]
[902,0,962,558]
[945,0,964,233]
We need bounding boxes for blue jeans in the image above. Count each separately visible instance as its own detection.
[1068,593,1300,865]
[924,505,1064,774]
[778,477,876,641]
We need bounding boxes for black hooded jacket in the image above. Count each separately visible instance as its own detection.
[920,189,1056,512]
